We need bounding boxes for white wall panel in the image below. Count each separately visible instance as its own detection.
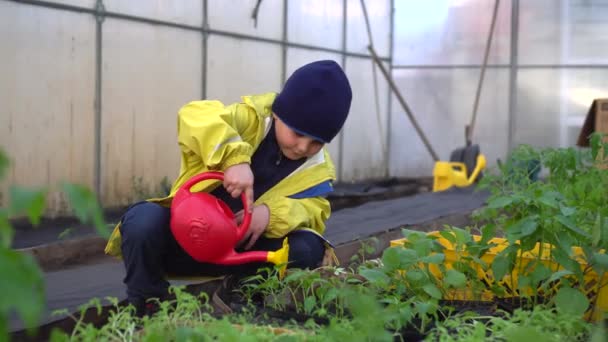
[206,36,282,104]
[516,69,608,149]
[101,19,202,206]
[519,0,562,65]
[104,0,203,27]
[346,0,390,57]
[520,0,608,65]
[393,0,511,65]
[341,57,389,181]
[208,0,283,40]
[389,69,509,178]
[288,0,343,50]
[286,48,343,176]
[0,2,95,213]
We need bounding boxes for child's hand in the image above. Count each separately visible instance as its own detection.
[235,204,270,250]
[224,163,254,212]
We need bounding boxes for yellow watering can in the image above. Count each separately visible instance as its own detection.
[433,154,487,192]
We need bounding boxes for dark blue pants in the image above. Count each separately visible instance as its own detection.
[119,201,325,306]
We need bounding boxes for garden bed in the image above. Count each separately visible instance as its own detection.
[6,138,608,341]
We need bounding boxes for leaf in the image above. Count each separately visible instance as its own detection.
[538,193,559,209]
[382,247,401,272]
[359,268,390,286]
[412,239,434,257]
[321,288,339,305]
[420,253,445,264]
[0,247,45,331]
[49,328,70,342]
[439,230,456,244]
[488,196,513,209]
[0,210,14,248]
[398,306,413,324]
[444,269,466,288]
[414,301,437,316]
[0,150,8,179]
[303,296,316,314]
[283,270,309,284]
[590,133,601,159]
[553,232,575,255]
[592,252,608,273]
[9,187,47,226]
[540,270,573,290]
[61,183,109,238]
[559,205,577,217]
[504,326,552,342]
[481,224,496,244]
[58,228,73,240]
[592,213,603,247]
[530,264,552,285]
[555,287,589,316]
[492,254,512,281]
[555,215,591,239]
[518,218,538,238]
[422,284,442,299]
[401,228,423,239]
[518,275,531,291]
[590,319,608,342]
[449,227,468,244]
[405,270,424,283]
[553,248,582,275]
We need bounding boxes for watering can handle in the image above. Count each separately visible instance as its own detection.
[178,171,252,240]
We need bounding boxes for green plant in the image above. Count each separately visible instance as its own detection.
[428,305,595,341]
[472,134,608,315]
[0,148,108,340]
[358,229,469,334]
[349,237,379,267]
[240,266,354,319]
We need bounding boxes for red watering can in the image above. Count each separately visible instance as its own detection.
[170,171,289,267]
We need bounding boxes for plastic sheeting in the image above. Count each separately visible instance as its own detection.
[393,0,512,65]
[206,36,282,104]
[347,0,391,57]
[341,57,390,180]
[389,69,509,178]
[288,0,343,50]
[104,0,203,27]
[208,0,284,40]
[0,2,96,210]
[101,19,201,205]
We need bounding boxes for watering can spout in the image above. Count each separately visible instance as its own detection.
[432,154,487,192]
[219,238,289,266]
[467,154,486,183]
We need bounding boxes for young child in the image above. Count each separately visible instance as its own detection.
[104,60,352,316]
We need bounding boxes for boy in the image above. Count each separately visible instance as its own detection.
[104,60,352,316]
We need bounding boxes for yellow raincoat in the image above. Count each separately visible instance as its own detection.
[104,93,336,258]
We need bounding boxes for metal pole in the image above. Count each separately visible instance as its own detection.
[359,0,387,172]
[368,45,439,162]
[202,0,208,99]
[94,0,105,201]
[8,0,391,61]
[386,0,394,178]
[281,0,288,84]
[467,0,500,146]
[508,0,519,152]
[338,0,347,181]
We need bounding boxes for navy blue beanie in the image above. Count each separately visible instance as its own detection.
[272,60,352,143]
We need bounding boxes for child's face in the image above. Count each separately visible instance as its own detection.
[273,114,324,160]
